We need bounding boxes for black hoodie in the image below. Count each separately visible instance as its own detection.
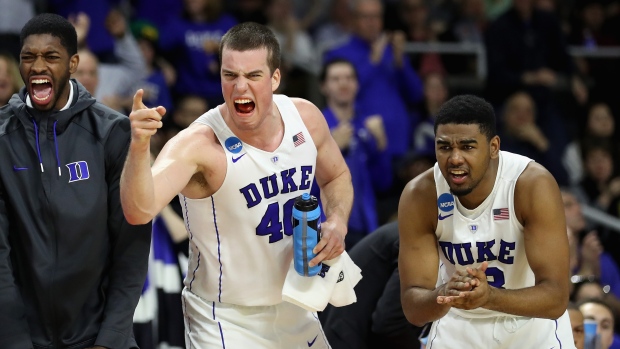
[0,80,152,349]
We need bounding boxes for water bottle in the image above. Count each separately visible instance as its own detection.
[292,193,321,276]
[584,319,602,349]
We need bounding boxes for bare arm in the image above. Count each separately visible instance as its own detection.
[440,164,571,319]
[294,98,353,264]
[120,90,196,224]
[398,169,453,327]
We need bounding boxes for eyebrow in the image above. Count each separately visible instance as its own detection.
[436,138,478,145]
[21,48,62,55]
[221,69,263,76]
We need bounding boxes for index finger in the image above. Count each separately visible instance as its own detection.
[132,89,147,112]
[309,237,330,267]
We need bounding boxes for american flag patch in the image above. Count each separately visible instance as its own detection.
[293,132,305,147]
[493,208,509,220]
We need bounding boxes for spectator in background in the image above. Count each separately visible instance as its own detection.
[571,277,620,336]
[48,0,119,62]
[412,72,449,155]
[486,0,588,153]
[564,102,618,186]
[130,20,174,113]
[70,10,147,112]
[398,0,446,77]
[158,0,236,106]
[577,144,620,211]
[319,58,388,248]
[374,149,435,224]
[313,0,354,58]
[149,94,209,159]
[499,91,569,185]
[578,298,620,349]
[324,0,424,196]
[439,0,488,76]
[562,189,620,306]
[568,301,586,349]
[0,52,24,105]
[172,94,208,129]
[266,0,320,102]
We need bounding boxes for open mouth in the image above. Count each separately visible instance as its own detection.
[234,98,255,114]
[30,77,53,105]
[449,169,468,184]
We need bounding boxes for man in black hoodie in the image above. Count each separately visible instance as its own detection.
[0,13,152,349]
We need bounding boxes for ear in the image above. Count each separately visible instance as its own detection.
[271,68,281,92]
[69,54,79,74]
[490,135,500,159]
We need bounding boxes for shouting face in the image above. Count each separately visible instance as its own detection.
[220,46,280,132]
[435,123,499,201]
[20,34,77,111]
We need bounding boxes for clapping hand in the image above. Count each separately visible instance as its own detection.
[437,261,492,310]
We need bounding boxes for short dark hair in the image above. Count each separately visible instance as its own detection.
[577,297,615,321]
[20,13,78,56]
[319,58,357,83]
[434,94,496,141]
[219,22,280,75]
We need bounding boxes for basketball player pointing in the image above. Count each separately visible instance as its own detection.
[398,95,576,348]
[120,22,353,348]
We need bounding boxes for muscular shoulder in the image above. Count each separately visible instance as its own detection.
[399,168,438,223]
[290,97,329,142]
[515,162,557,197]
[402,169,437,203]
[291,97,322,123]
[514,162,561,220]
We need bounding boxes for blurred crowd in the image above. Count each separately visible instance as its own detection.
[3,0,620,348]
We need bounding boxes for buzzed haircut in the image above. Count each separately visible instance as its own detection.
[219,22,281,75]
[319,58,358,83]
[434,94,497,141]
[20,13,78,56]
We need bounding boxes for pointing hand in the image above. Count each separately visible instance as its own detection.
[129,89,166,144]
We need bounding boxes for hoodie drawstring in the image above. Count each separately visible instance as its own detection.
[31,118,62,177]
[53,120,61,176]
[31,119,44,173]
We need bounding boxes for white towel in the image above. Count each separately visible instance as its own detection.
[282,251,362,312]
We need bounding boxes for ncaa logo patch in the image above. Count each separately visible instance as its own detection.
[66,161,90,183]
[224,137,243,154]
[437,193,455,212]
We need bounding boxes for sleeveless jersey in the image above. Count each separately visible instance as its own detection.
[434,151,534,318]
[180,95,318,306]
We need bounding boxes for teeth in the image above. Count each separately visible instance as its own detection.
[32,79,50,84]
[235,99,252,104]
[451,170,466,175]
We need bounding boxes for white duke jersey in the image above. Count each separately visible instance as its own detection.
[434,151,534,318]
[180,95,317,306]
